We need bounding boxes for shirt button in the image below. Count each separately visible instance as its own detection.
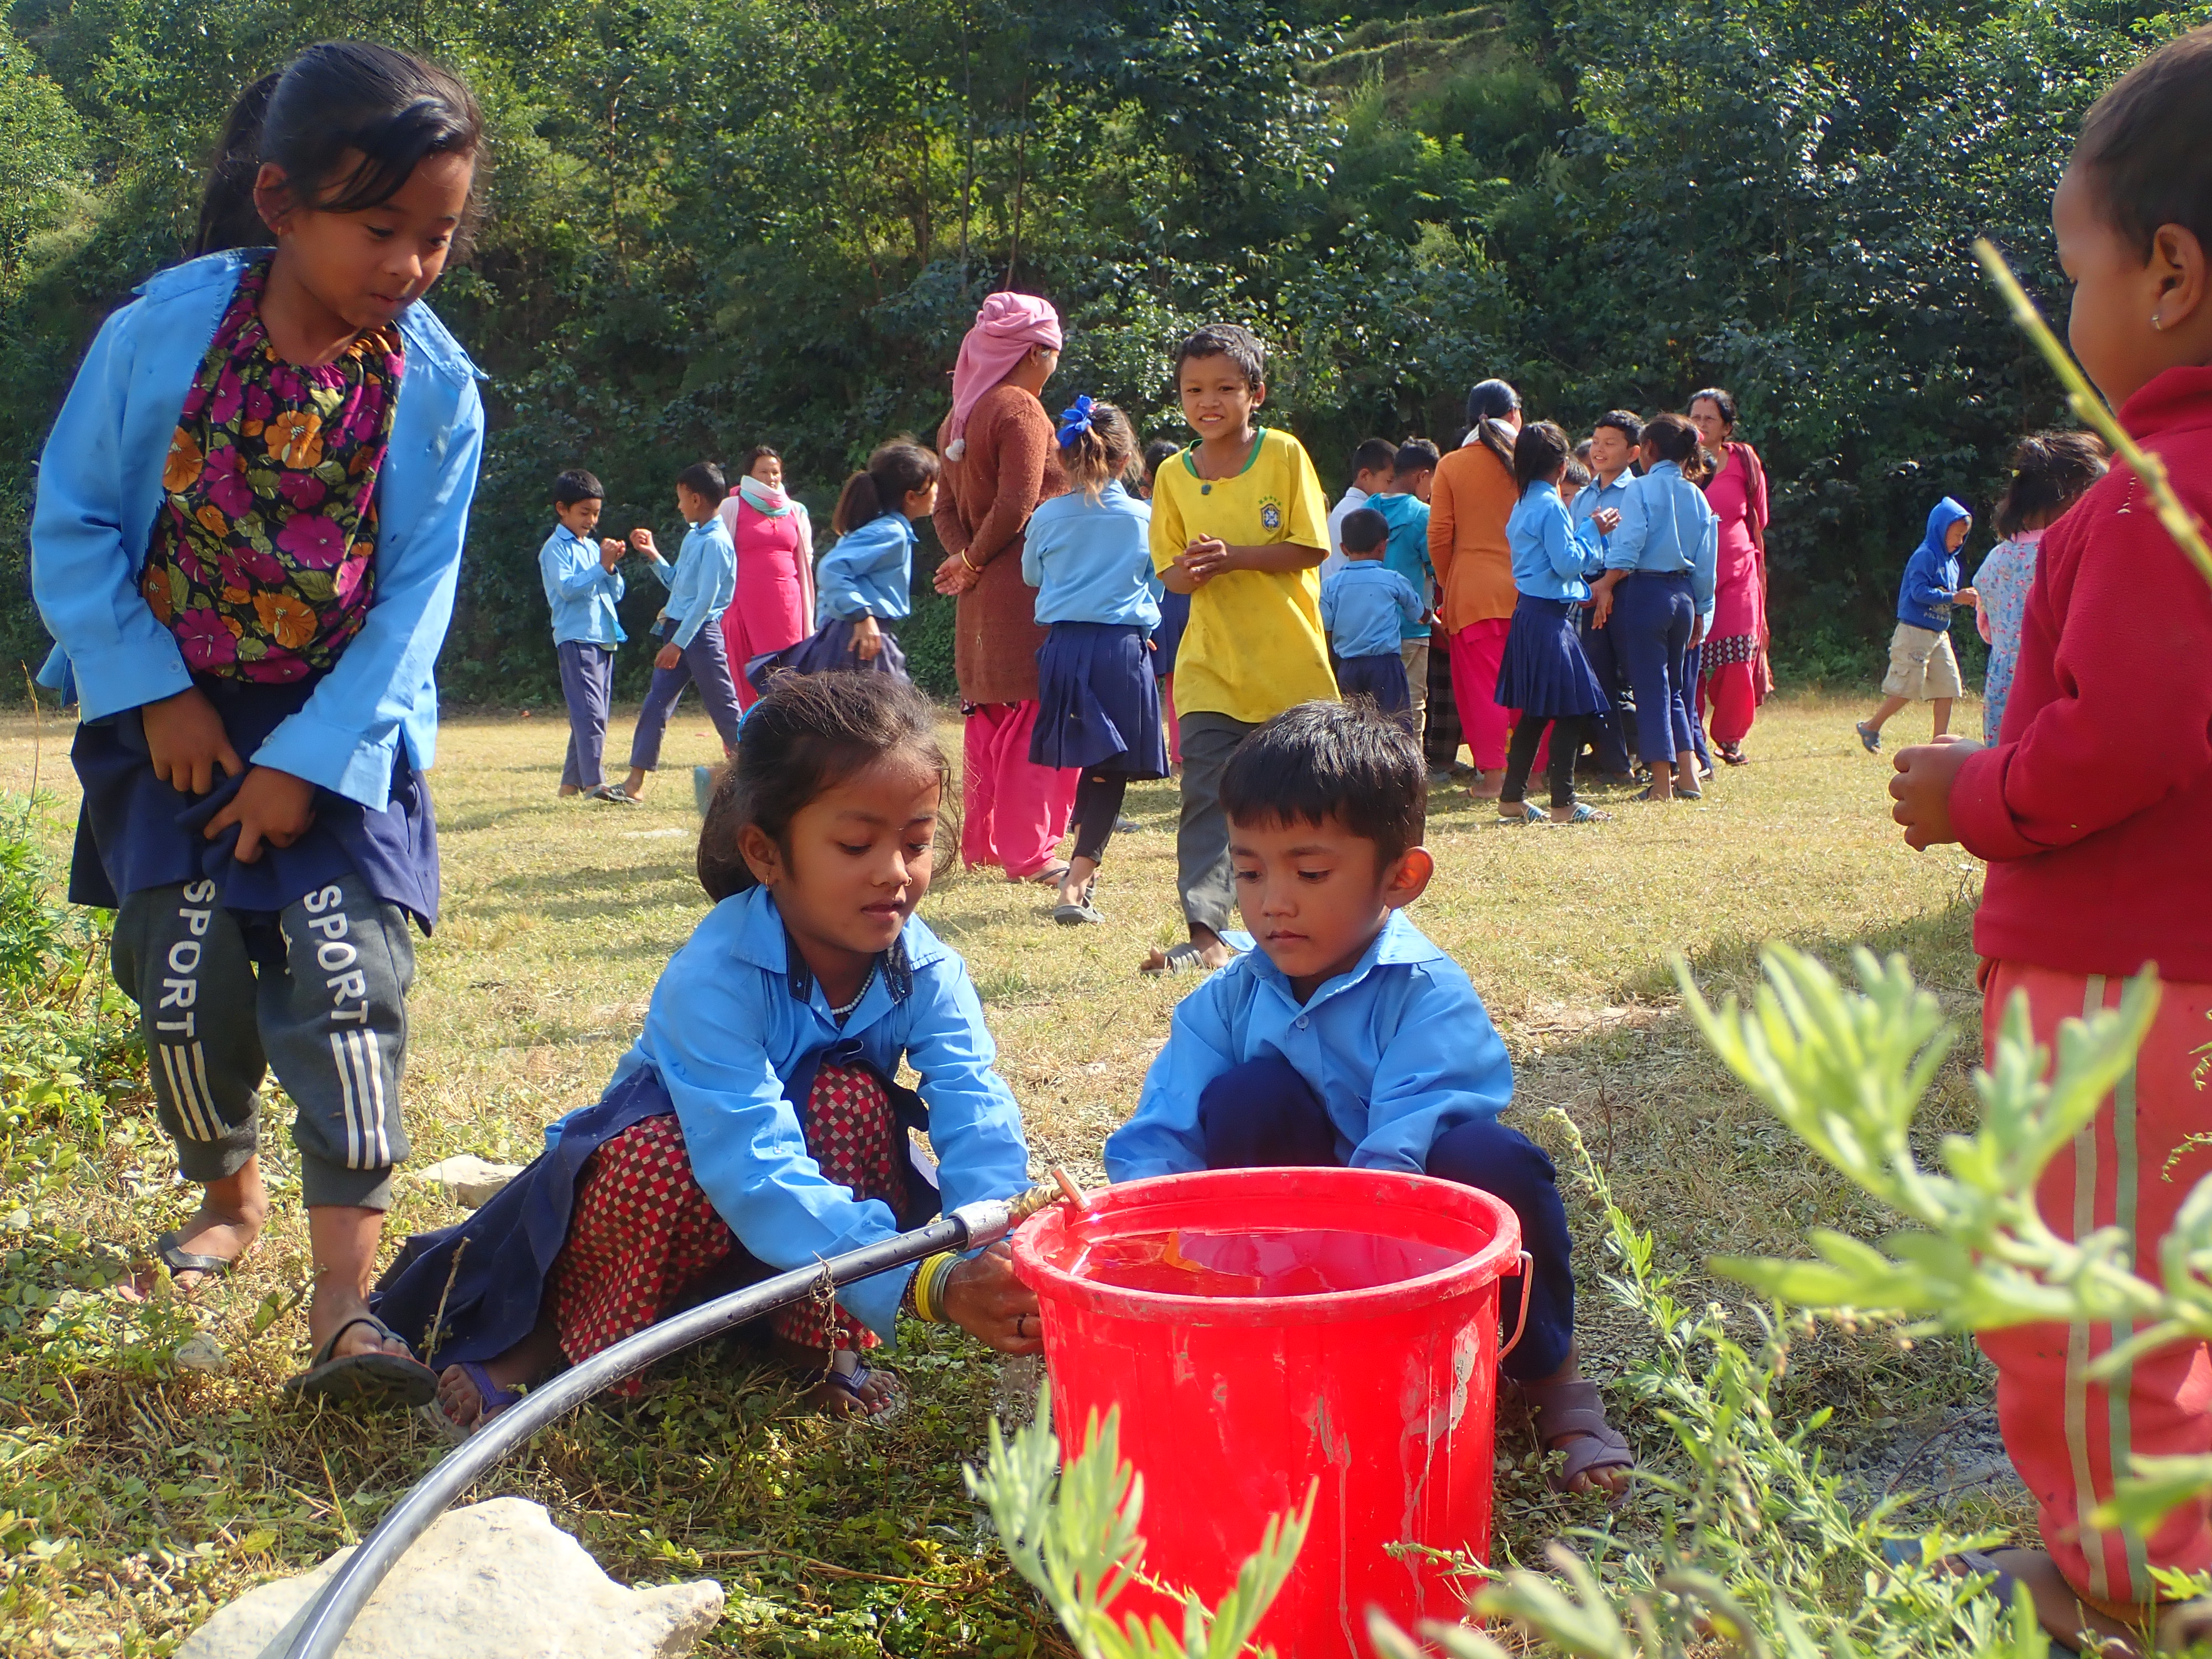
[1295,1016,1309,1030]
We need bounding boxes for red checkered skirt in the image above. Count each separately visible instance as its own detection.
[544,1060,907,1392]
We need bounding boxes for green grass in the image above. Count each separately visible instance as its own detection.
[0,688,2027,1655]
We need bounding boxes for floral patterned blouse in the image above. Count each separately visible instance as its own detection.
[140,255,404,681]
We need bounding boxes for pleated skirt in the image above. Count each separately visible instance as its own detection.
[1494,596,1606,719]
[1030,622,1170,776]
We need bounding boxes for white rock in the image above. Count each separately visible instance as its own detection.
[178,1496,723,1659]
[173,1332,228,1374]
[413,1155,523,1209]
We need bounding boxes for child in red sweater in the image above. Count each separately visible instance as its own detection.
[1891,25,2212,1652]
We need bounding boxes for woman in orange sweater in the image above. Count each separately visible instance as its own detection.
[1427,379,1526,799]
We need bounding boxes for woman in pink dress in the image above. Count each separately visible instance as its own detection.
[1688,388,1771,764]
[718,446,815,709]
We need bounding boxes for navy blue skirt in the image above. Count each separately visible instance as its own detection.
[69,676,439,927]
[1031,622,1170,776]
[371,1047,936,1367]
[1151,589,1190,676]
[747,618,907,690]
[1336,652,1410,715]
[1495,596,1607,719]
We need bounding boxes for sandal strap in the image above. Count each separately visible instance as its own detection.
[154,1229,236,1277]
[309,1313,409,1370]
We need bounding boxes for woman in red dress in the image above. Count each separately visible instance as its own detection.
[1688,389,1771,764]
[718,445,816,708]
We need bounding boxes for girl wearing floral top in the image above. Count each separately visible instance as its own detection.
[30,42,487,1409]
[1972,432,2107,740]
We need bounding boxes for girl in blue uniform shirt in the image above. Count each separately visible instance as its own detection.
[1022,398,1171,926]
[32,43,486,1408]
[1495,421,1614,825]
[1592,413,1718,802]
[375,673,1042,1428]
[753,441,940,689]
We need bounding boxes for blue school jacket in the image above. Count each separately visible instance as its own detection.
[1603,461,1719,621]
[540,525,627,648]
[643,515,737,647]
[1022,482,1160,629]
[1103,910,1514,1180]
[1506,481,1605,602]
[816,513,917,624]
[1320,561,1424,658]
[30,248,485,812]
[546,884,1032,1339]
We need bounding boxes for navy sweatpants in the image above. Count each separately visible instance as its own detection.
[1195,1052,1574,1382]
[1611,571,1697,768]
[1577,612,1636,774]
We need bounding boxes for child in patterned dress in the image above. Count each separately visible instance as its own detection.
[1971,431,2107,740]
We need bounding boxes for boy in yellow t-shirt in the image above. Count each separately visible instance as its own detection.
[1142,324,1334,976]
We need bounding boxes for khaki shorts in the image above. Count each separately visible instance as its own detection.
[1881,621,1963,701]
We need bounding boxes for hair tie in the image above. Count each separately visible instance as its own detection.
[1056,394,1097,447]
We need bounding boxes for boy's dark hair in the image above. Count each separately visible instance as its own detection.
[1351,437,1397,477]
[1512,420,1573,493]
[1174,324,1266,392]
[193,42,485,258]
[1994,430,2110,536]
[1573,439,1595,463]
[1339,507,1388,555]
[1060,399,1138,503]
[553,468,604,507]
[1393,438,1441,478]
[1142,439,1181,486]
[1222,701,1426,868]
[1594,409,1645,446]
[698,673,947,901]
[677,461,727,501]
[1563,458,1593,491]
[832,439,941,535]
[2075,25,2212,260]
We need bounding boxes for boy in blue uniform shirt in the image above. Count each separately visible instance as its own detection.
[1369,440,1439,738]
[1103,700,1632,1495]
[611,461,746,802]
[1319,508,1425,721]
[539,468,630,801]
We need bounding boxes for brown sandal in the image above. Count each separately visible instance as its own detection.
[1516,1375,1634,1494]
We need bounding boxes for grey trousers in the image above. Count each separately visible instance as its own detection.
[628,622,745,772]
[112,875,416,1209]
[557,640,615,790]
[1399,637,1430,745]
[1175,711,1258,936]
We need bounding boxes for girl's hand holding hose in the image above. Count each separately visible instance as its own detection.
[940,1241,1043,1355]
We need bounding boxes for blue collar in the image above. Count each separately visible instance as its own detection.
[722,884,946,987]
[1242,909,1445,1008]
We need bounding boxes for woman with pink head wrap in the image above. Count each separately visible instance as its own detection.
[932,293,1079,883]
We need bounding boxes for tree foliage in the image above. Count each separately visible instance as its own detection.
[1,0,2201,698]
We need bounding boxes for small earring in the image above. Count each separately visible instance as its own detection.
[2152,312,2166,331]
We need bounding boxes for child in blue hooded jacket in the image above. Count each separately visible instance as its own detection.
[29,43,488,1408]
[1856,497,1977,751]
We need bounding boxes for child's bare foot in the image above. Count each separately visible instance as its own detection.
[124,1162,269,1300]
[1139,932,1235,974]
[436,1318,564,1431]
[559,783,582,797]
[1467,769,1506,801]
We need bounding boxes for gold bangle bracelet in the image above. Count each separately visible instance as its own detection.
[959,550,981,574]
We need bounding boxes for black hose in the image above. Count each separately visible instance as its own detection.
[281,1196,1025,1659]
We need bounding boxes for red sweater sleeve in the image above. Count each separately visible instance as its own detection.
[1950,464,2212,862]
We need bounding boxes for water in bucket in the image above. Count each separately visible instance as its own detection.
[1013,1166,1524,1658]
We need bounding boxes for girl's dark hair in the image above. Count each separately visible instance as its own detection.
[677,461,726,500]
[1512,420,1573,494]
[1994,430,2109,536]
[1463,378,1520,475]
[1061,400,1138,502]
[192,41,485,259]
[1688,387,1738,431]
[698,674,948,901]
[1642,413,1708,481]
[1141,439,1180,488]
[2075,24,2212,261]
[832,440,941,536]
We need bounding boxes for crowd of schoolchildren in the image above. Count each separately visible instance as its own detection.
[27,27,2212,1654]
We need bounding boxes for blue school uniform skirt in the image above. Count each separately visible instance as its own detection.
[1494,596,1607,721]
[1335,652,1411,715]
[747,617,908,690]
[1030,622,1171,777]
[68,676,439,927]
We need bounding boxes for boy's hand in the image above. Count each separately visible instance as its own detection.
[1889,736,1981,849]
[1182,536,1234,581]
[599,538,624,571]
[205,767,316,864]
[1592,508,1621,535]
[630,528,661,560]
[1691,612,1710,648]
[142,686,246,796]
[1950,585,1978,608]
[655,641,682,670]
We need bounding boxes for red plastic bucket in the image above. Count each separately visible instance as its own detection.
[1012,1167,1525,1657]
